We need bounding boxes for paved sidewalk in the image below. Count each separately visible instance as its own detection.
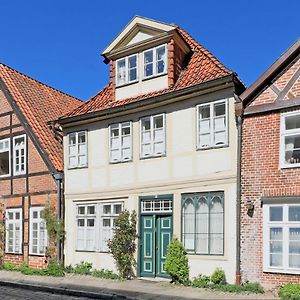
[0,271,278,299]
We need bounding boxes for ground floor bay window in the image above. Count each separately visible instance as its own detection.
[76,202,123,252]
[263,201,300,274]
[182,192,224,255]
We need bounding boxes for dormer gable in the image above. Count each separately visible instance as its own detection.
[102,16,191,101]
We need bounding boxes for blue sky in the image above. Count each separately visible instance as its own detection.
[0,0,299,100]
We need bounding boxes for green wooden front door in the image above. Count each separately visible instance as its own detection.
[140,215,172,277]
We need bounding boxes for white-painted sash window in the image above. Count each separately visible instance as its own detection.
[281,111,300,168]
[0,138,10,177]
[109,122,132,162]
[140,114,165,158]
[143,45,167,78]
[116,54,138,86]
[29,207,48,255]
[6,208,22,254]
[263,203,300,274]
[13,135,26,175]
[182,192,224,255]
[76,202,123,252]
[197,100,228,149]
[68,131,87,168]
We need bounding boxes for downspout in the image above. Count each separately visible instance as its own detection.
[53,172,63,264]
[234,94,243,285]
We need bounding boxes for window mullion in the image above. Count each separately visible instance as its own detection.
[151,117,154,155]
[210,104,214,147]
[119,123,122,161]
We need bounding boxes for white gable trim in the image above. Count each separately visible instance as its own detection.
[102,16,176,55]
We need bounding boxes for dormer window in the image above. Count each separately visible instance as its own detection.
[116,54,138,86]
[143,45,167,78]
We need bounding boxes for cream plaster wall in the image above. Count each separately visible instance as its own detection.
[64,88,238,283]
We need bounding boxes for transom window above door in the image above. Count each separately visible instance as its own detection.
[141,198,173,213]
[197,100,228,149]
[281,111,300,168]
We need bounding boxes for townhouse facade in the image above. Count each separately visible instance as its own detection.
[58,16,245,283]
[0,64,81,268]
[240,39,300,288]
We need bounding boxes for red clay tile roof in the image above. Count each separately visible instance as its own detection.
[63,26,233,120]
[0,63,83,172]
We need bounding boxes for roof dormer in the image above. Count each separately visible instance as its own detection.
[102,16,190,100]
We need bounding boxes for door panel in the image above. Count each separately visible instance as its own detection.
[140,216,155,276]
[140,215,172,277]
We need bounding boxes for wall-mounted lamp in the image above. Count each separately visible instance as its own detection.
[245,199,254,211]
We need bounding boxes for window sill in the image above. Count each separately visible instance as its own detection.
[280,163,300,169]
[140,153,166,160]
[263,267,300,275]
[116,79,139,89]
[5,252,23,255]
[29,253,46,257]
[68,165,88,170]
[109,159,133,165]
[75,250,109,254]
[196,144,229,151]
[187,253,226,260]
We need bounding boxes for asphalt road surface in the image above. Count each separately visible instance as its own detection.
[0,285,96,300]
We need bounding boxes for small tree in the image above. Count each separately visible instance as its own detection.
[107,210,137,279]
[0,203,4,265]
[165,238,189,284]
[41,203,65,261]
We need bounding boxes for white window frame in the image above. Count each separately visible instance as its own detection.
[29,207,48,255]
[109,121,132,163]
[13,134,26,176]
[196,99,228,149]
[116,54,138,87]
[263,203,300,274]
[76,202,123,253]
[68,131,88,169]
[0,138,11,178]
[143,44,167,79]
[140,113,166,159]
[5,208,22,254]
[280,110,300,168]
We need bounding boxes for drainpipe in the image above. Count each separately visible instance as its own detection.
[234,94,243,285]
[53,172,63,264]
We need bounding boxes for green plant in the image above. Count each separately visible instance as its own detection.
[191,274,210,288]
[210,268,226,285]
[165,238,189,285]
[64,264,74,273]
[41,203,65,260]
[107,210,137,280]
[279,284,300,300]
[44,260,64,277]
[92,269,119,280]
[242,282,264,294]
[73,261,93,275]
[1,262,17,271]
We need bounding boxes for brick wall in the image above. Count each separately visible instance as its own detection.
[0,88,58,269]
[241,57,300,288]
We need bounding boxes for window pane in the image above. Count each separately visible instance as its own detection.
[214,102,225,116]
[210,196,224,254]
[154,116,163,129]
[87,219,94,227]
[199,105,210,119]
[270,228,283,267]
[32,211,38,219]
[183,198,195,251]
[270,207,283,221]
[114,204,122,214]
[289,206,300,221]
[87,206,95,215]
[289,228,300,268]
[286,115,300,130]
[103,219,111,227]
[196,198,209,254]
[144,51,153,63]
[142,119,151,131]
[78,207,85,215]
[122,126,130,136]
[0,151,9,175]
[77,219,84,227]
[69,134,76,145]
[117,59,126,85]
[285,136,300,164]
[78,132,86,144]
[103,205,111,215]
[157,61,165,74]
[128,56,136,68]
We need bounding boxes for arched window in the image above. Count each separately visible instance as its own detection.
[182,192,224,255]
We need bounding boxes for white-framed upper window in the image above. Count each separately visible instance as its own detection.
[68,131,88,169]
[109,121,132,163]
[140,114,166,158]
[143,44,167,79]
[0,138,10,177]
[280,111,300,168]
[76,202,123,252]
[197,99,228,149]
[263,203,300,274]
[13,135,26,176]
[116,54,138,86]
[29,207,48,255]
[5,208,22,254]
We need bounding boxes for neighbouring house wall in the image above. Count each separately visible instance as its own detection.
[241,57,300,288]
[0,89,57,268]
[64,88,239,282]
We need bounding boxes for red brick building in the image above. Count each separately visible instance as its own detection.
[240,39,300,288]
[0,64,81,268]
